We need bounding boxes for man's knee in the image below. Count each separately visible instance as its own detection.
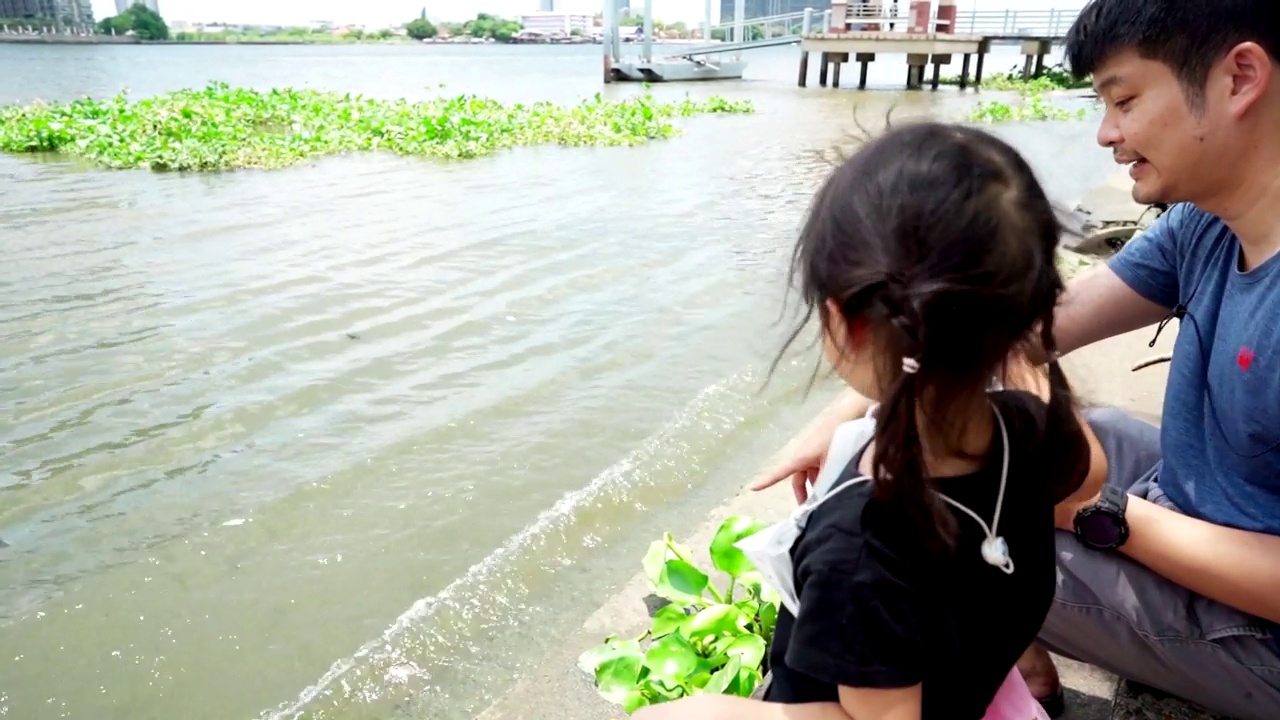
[1081,406,1161,493]
[1039,533,1280,720]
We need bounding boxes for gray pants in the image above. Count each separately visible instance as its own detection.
[1038,408,1280,720]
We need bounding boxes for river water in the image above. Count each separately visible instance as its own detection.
[0,42,1115,720]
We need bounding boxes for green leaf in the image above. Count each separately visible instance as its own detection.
[655,559,709,604]
[647,680,685,700]
[722,634,767,670]
[577,638,642,676]
[734,599,760,619]
[650,604,688,639]
[758,602,779,642]
[733,666,764,697]
[702,655,742,695]
[709,516,769,578]
[737,570,765,597]
[621,689,651,713]
[688,672,713,690]
[641,539,670,586]
[685,604,748,639]
[643,634,701,685]
[595,654,644,704]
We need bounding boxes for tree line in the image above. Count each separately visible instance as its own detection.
[406,12,523,42]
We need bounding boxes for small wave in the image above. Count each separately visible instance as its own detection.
[260,370,758,720]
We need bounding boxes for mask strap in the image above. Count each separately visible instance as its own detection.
[796,476,873,524]
[937,405,1014,575]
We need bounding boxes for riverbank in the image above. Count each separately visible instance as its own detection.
[475,168,1174,720]
[0,33,137,43]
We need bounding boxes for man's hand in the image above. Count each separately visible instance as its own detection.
[748,390,872,503]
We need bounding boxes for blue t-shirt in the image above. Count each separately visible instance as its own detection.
[1109,203,1280,535]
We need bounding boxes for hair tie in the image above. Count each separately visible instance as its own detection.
[901,357,920,374]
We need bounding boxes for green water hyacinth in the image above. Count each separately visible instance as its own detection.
[577,515,779,714]
[968,91,1091,123]
[0,82,754,172]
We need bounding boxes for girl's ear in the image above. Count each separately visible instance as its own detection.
[824,298,850,349]
[823,298,866,352]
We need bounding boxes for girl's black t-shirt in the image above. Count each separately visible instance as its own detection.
[763,390,1070,719]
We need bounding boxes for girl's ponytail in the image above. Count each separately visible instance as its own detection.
[1037,309,1091,501]
[870,300,959,552]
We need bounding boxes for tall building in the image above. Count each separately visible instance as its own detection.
[520,11,591,35]
[0,0,94,26]
[537,0,554,11]
[114,0,159,14]
[718,0,827,24]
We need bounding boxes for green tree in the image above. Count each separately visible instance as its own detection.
[97,4,168,40]
[462,12,520,42]
[405,17,436,39]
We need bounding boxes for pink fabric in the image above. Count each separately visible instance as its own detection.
[982,667,1051,720]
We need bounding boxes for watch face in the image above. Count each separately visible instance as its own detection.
[1077,510,1124,548]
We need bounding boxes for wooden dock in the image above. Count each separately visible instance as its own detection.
[796,2,1074,90]
[799,33,1056,90]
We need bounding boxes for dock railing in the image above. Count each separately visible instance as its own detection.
[953,8,1081,37]
[828,4,1080,37]
[672,9,819,58]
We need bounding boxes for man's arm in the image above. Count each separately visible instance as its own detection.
[1033,204,1196,363]
[1120,498,1280,624]
[1045,262,1171,360]
[756,205,1188,497]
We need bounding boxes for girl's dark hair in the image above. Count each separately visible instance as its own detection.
[778,121,1089,550]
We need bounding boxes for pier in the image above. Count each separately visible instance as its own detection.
[600,0,1082,89]
[798,3,1078,90]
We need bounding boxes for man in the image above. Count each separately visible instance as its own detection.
[755,1,1280,717]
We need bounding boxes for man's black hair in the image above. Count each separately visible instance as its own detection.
[1065,0,1280,100]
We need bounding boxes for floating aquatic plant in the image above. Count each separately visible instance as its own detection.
[0,82,755,172]
[942,63,1094,92]
[577,516,778,714]
[968,91,1091,123]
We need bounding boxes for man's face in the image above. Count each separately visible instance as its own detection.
[1091,50,1226,206]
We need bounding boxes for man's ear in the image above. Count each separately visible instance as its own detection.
[1219,41,1274,119]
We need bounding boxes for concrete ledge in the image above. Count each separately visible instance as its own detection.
[1110,680,1229,720]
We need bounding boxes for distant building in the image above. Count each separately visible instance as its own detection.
[616,0,631,16]
[114,0,159,14]
[519,11,592,35]
[718,0,827,24]
[0,0,94,26]
[537,0,555,11]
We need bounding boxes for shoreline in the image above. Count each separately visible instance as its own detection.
[474,167,1170,720]
[0,35,719,47]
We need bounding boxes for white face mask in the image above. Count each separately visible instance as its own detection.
[736,406,1015,618]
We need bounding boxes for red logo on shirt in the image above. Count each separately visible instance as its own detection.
[1237,346,1255,371]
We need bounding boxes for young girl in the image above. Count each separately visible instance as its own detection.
[635,122,1098,720]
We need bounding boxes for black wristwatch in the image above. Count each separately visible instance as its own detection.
[1073,484,1130,551]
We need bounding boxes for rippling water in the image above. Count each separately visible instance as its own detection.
[0,42,1115,720]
